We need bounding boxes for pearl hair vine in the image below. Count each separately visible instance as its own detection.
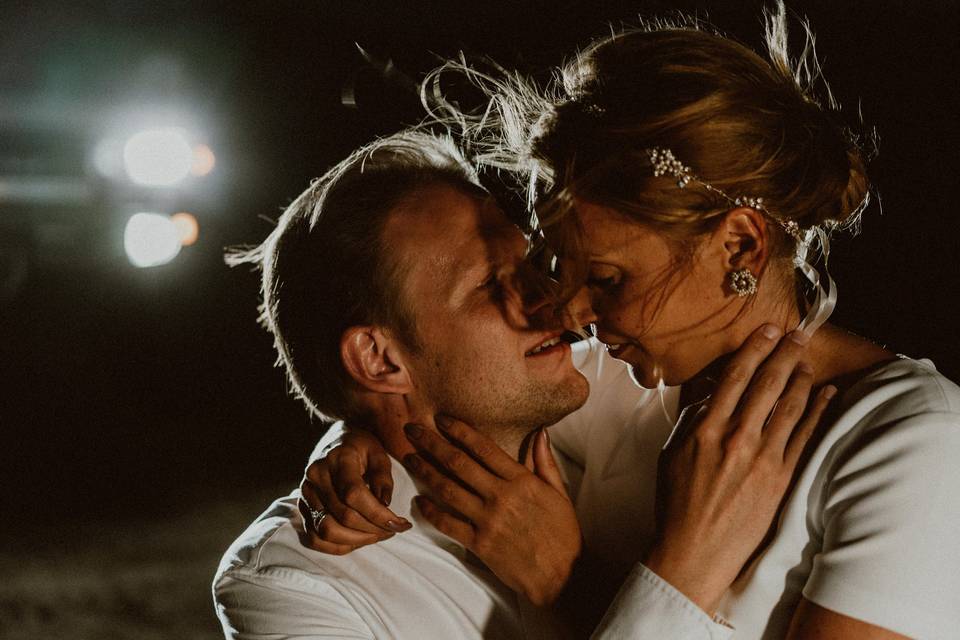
[647,147,808,242]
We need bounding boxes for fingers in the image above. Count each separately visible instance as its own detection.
[435,415,525,480]
[404,423,504,493]
[304,464,406,536]
[331,454,410,533]
[733,330,812,438]
[414,496,476,548]
[783,385,837,466]
[761,362,814,455]
[297,491,389,548]
[708,324,784,419]
[365,448,395,507]
[403,452,485,520]
[532,429,569,498]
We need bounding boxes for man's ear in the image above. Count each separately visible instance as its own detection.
[340,326,413,394]
[718,207,771,273]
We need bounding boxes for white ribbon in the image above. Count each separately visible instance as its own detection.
[794,226,837,335]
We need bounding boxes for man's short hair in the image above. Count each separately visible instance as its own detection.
[229,130,482,422]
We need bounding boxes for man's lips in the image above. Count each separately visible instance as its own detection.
[524,333,565,357]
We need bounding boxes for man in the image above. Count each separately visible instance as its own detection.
[213,130,593,638]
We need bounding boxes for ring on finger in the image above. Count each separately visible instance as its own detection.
[307,505,328,532]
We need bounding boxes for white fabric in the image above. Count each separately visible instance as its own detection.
[552,339,960,639]
[213,457,568,640]
[592,564,733,640]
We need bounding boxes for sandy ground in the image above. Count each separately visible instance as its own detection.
[0,485,288,640]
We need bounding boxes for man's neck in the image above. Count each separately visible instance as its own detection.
[356,391,527,464]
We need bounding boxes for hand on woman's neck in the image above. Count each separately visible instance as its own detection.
[687,306,894,408]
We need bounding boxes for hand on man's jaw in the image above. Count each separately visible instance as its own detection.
[351,382,538,466]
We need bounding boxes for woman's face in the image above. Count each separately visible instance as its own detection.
[575,200,742,388]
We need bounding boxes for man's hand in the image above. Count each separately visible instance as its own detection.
[645,325,836,614]
[298,429,410,555]
[404,420,581,607]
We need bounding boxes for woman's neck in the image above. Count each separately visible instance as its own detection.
[801,323,896,388]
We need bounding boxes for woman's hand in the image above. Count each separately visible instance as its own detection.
[298,428,410,556]
[403,419,581,606]
[645,324,836,614]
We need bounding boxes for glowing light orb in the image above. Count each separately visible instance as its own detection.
[122,128,194,186]
[124,213,182,267]
[191,143,216,176]
[171,212,200,246]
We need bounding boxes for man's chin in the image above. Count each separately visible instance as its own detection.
[537,370,590,426]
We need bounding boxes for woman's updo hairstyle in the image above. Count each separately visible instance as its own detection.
[530,4,872,264]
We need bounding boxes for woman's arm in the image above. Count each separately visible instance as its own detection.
[786,599,909,640]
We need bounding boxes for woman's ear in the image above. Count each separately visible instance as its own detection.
[340,326,413,394]
[719,207,770,273]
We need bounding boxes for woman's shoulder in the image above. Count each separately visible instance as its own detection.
[813,356,960,488]
[841,356,960,423]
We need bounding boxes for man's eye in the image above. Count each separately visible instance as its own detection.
[480,273,502,289]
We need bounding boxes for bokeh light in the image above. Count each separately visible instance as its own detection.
[191,143,216,176]
[122,128,194,186]
[171,212,200,246]
[124,213,182,267]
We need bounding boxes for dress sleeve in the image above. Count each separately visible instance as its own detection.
[802,411,960,639]
[592,564,733,640]
[214,566,374,639]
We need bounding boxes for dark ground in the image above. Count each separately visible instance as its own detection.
[0,1,957,638]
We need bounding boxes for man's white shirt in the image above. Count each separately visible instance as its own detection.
[214,455,571,639]
[212,339,728,640]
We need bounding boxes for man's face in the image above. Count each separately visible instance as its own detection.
[384,182,589,440]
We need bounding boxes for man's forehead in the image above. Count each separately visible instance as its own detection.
[391,184,520,270]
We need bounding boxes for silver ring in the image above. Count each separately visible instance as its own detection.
[308,506,328,532]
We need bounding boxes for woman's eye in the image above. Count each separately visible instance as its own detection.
[587,274,618,289]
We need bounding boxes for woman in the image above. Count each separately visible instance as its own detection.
[300,5,960,638]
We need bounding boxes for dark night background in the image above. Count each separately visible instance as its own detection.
[0,1,957,637]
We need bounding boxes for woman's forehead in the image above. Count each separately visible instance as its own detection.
[573,200,651,258]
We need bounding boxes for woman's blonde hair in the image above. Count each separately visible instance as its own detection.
[425,2,875,294]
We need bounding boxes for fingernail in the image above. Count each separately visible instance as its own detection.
[798,362,814,375]
[381,491,393,507]
[789,330,811,345]
[404,423,423,439]
[386,519,412,532]
[543,428,551,446]
[435,415,452,429]
[823,385,838,399]
[762,323,781,339]
[403,454,421,471]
